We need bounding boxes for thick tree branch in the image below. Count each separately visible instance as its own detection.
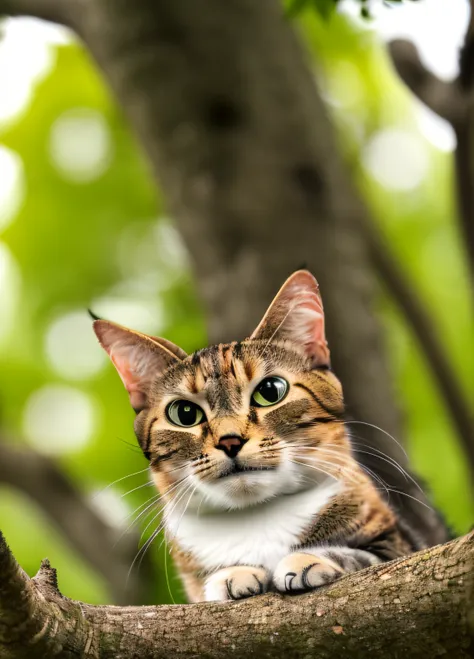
[362,220,474,482]
[0,441,155,605]
[0,529,472,658]
[388,39,466,124]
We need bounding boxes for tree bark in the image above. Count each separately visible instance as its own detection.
[0,529,472,659]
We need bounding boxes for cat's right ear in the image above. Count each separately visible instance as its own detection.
[249,270,330,368]
[93,320,182,412]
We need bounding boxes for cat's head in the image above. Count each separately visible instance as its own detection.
[94,271,349,510]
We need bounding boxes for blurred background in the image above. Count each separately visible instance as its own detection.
[0,0,472,605]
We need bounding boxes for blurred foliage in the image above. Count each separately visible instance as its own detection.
[0,6,472,607]
[286,0,420,20]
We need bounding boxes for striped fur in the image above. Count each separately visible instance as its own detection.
[94,270,422,602]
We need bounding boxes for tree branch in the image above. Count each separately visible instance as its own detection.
[361,220,474,483]
[455,0,474,281]
[389,33,474,281]
[0,441,156,605]
[0,529,472,658]
[388,39,466,124]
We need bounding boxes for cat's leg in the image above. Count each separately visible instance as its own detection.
[204,565,271,601]
[273,547,380,593]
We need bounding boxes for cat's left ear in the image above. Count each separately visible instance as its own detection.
[250,270,330,368]
[93,320,184,411]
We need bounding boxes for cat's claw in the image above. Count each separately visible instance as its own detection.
[273,552,344,593]
[204,566,270,601]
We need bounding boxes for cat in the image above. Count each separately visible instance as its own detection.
[93,270,423,602]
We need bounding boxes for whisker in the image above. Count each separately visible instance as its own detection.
[127,480,195,582]
[287,438,424,496]
[302,447,392,498]
[120,481,154,499]
[288,449,367,486]
[289,449,431,510]
[348,438,424,494]
[113,493,162,549]
[92,467,150,499]
[115,475,191,547]
[163,537,176,604]
[138,476,194,544]
[290,459,344,485]
[344,420,408,459]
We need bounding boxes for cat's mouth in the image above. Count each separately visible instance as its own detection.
[217,463,276,479]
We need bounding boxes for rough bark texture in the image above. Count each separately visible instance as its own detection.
[0,530,472,659]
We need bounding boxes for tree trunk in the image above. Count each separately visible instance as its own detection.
[0,530,472,659]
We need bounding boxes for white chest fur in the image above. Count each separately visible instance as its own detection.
[166,480,341,572]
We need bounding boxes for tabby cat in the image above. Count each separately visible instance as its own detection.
[93,270,423,602]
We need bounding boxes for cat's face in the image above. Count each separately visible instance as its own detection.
[94,270,350,510]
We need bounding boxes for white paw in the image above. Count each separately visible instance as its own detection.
[273,552,343,593]
[204,566,270,602]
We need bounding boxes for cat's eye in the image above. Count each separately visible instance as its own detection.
[251,376,288,407]
[166,400,205,427]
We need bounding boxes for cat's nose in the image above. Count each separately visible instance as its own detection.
[217,434,245,459]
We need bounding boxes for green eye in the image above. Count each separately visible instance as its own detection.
[166,400,205,427]
[251,377,288,407]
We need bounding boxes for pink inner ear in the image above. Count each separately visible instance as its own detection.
[93,319,180,412]
[250,270,330,367]
[291,290,329,367]
[109,352,148,411]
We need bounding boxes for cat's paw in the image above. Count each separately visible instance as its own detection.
[273,552,344,593]
[204,566,270,601]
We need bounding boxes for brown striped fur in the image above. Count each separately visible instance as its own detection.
[93,271,422,602]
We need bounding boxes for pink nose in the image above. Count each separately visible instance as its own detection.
[217,435,245,459]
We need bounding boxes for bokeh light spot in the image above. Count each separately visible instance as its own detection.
[23,385,100,454]
[91,296,166,336]
[0,17,71,127]
[363,128,429,191]
[49,109,113,183]
[0,242,21,346]
[414,102,456,153]
[0,147,24,232]
[325,60,364,109]
[45,310,107,380]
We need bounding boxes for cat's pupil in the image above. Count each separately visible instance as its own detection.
[259,379,284,403]
[178,402,197,425]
